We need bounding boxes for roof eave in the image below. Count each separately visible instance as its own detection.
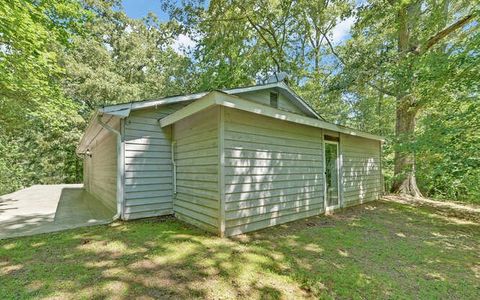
[160,91,384,142]
[96,82,323,120]
[276,82,323,120]
[99,92,208,116]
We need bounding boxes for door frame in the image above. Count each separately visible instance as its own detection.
[323,140,341,212]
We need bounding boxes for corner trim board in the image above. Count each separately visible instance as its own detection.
[218,106,226,237]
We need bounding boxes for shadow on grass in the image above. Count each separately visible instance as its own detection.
[0,199,479,299]
[0,216,298,299]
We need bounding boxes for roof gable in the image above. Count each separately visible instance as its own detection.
[160,91,384,141]
[99,82,322,119]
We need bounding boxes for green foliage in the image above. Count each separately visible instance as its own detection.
[162,0,354,89]
[0,0,85,128]
[0,0,88,194]
[413,21,480,202]
[0,0,478,203]
[0,106,84,194]
[0,0,196,194]
[62,3,196,111]
[334,0,479,199]
[416,98,480,202]
[1,201,479,298]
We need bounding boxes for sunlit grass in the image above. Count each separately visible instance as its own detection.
[0,200,479,299]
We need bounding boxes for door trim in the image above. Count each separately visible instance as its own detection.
[323,140,341,212]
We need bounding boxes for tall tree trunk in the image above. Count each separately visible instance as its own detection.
[388,1,471,197]
[377,84,384,135]
[390,4,423,197]
[391,96,422,197]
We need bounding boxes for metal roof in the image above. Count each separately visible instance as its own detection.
[99,81,323,120]
[77,82,384,154]
[160,91,384,141]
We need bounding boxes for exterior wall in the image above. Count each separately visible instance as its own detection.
[81,89,383,235]
[341,134,382,206]
[173,107,220,233]
[84,117,119,212]
[223,108,324,236]
[123,103,189,220]
[236,90,305,115]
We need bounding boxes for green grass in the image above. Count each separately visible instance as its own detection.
[1,199,479,299]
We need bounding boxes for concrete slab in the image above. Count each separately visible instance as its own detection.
[0,184,115,239]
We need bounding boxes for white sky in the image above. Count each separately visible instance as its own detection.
[172,34,196,55]
[331,17,356,45]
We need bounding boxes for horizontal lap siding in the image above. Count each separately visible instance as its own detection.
[341,134,382,206]
[123,103,188,220]
[173,107,220,233]
[223,108,324,236]
[85,118,118,212]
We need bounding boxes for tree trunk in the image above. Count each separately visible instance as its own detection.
[377,84,384,135]
[391,97,423,197]
[391,3,423,197]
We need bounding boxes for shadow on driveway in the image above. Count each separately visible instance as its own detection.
[0,184,114,239]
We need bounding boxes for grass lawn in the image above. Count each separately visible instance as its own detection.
[1,197,479,299]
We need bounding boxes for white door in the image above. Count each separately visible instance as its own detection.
[324,141,340,211]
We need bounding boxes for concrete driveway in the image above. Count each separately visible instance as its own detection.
[0,184,115,239]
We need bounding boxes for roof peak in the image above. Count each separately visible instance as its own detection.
[264,71,289,84]
[99,81,323,120]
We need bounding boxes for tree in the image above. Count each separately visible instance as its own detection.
[0,0,86,130]
[162,0,354,111]
[62,1,196,113]
[0,0,88,194]
[392,1,475,196]
[338,0,478,196]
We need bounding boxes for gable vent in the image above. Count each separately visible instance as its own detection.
[270,92,279,108]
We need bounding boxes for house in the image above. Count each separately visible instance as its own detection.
[76,81,384,237]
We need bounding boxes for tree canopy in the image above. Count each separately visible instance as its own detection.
[0,0,478,203]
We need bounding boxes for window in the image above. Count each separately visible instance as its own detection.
[270,92,278,108]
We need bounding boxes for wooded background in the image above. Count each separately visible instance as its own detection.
[1,0,478,203]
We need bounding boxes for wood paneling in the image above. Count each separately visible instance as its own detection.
[223,108,324,235]
[123,103,189,220]
[173,107,220,233]
[84,118,119,212]
[341,134,382,206]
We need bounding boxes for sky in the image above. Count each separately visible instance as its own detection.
[122,0,169,21]
[121,0,354,52]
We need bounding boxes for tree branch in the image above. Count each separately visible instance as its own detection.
[245,15,282,72]
[322,33,345,65]
[366,81,397,97]
[419,14,475,54]
[324,33,397,96]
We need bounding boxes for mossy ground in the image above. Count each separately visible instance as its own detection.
[1,197,479,299]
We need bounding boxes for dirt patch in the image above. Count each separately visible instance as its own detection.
[383,195,480,224]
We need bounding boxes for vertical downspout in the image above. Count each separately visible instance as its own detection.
[339,133,344,208]
[171,140,177,195]
[218,106,226,237]
[321,129,327,214]
[97,115,124,220]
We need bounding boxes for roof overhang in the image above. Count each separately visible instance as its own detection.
[160,91,384,142]
[99,92,208,115]
[97,81,321,120]
[222,81,322,119]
